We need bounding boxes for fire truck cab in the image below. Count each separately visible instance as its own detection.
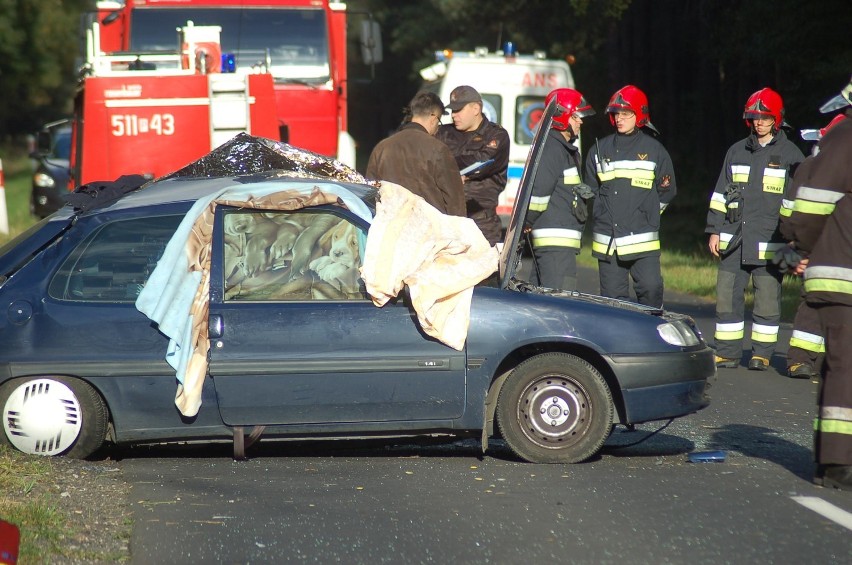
[70,15,280,187]
[420,45,576,223]
[87,0,358,164]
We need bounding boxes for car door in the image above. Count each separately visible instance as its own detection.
[207,206,467,426]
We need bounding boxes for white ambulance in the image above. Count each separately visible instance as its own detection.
[420,44,576,224]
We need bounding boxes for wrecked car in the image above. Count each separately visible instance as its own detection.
[0,101,713,463]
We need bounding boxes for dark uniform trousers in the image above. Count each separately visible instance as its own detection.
[714,249,783,361]
[814,304,852,465]
[598,254,663,307]
[532,247,578,291]
[788,295,825,370]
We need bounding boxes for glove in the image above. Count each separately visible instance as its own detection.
[572,193,588,222]
[574,183,594,200]
[723,183,743,224]
[771,245,803,274]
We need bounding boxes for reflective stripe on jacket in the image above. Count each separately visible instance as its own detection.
[527,129,586,250]
[585,129,676,260]
[705,130,804,265]
[784,118,852,306]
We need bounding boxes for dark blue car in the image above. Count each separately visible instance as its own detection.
[30,121,72,218]
[0,102,714,462]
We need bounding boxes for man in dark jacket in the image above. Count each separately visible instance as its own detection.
[366,91,465,216]
[436,85,510,245]
[526,88,595,291]
[783,75,852,491]
[585,85,676,308]
[706,88,804,371]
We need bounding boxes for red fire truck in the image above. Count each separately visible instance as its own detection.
[70,0,363,187]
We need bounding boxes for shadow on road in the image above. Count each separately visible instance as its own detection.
[108,435,491,461]
[709,423,813,480]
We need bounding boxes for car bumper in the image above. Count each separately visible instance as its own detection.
[605,347,715,423]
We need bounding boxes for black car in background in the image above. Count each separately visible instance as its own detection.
[30,120,71,218]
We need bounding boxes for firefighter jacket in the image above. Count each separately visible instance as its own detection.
[526,129,586,250]
[783,117,852,306]
[705,129,804,265]
[779,153,816,242]
[436,119,510,218]
[584,129,676,260]
[366,122,466,216]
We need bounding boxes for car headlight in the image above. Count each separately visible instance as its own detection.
[657,320,700,346]
[33,172,56,188]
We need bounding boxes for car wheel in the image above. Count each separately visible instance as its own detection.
[0,376,108,458]
[497,353,613,463]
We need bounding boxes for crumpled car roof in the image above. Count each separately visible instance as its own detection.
[163,133,370,184]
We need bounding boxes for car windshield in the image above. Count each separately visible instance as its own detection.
[129,7,330,83]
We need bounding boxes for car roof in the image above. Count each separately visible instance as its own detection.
[92,173,379,215]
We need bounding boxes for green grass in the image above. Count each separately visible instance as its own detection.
[0,147,39,246]
[0,446,73,563]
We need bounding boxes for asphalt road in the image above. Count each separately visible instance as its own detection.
[120,268,852,564]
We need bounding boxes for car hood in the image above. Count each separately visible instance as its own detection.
[504,277,665,316]
[499,99,559,288]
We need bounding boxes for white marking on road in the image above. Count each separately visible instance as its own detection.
[791,496,852,531]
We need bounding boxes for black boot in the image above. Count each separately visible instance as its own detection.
[820,465,852,491]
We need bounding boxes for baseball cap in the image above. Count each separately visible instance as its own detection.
[447,85,482,112]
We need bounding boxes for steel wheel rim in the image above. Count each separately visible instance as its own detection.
[517,375,592,449]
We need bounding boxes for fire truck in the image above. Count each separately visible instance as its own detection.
[69,0,367,187]
[420,45,576,223]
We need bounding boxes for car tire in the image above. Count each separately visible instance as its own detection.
[0,376,108,458]
[497,352,613,464]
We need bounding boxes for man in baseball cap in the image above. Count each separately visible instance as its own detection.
[437,85,510,248]
[446,85,483,112]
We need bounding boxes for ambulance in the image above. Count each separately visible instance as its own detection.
[420,44,576,223]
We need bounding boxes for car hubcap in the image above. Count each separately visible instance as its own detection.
[519,376,591,447]
[3,379,82,455]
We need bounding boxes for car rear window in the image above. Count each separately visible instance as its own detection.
[48,215,182,302]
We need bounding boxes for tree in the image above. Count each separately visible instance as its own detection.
[0,0,89,141]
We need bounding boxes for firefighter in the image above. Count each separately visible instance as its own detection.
[436,85,510,246]
[525,88,596,290]
[706,88,805,371]
[784,75,852,490]
[778,115,846,379]
[584,85,676,307]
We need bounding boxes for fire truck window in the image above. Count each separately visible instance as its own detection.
[130,8,330,82]
[516,96,546,145]
[223,210,367,302]
[48,216,182,303]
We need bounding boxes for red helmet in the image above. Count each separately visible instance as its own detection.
[545,88,595,131]
[820,113,848,137]
[743,88,784,131]
[606,85,657,132]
